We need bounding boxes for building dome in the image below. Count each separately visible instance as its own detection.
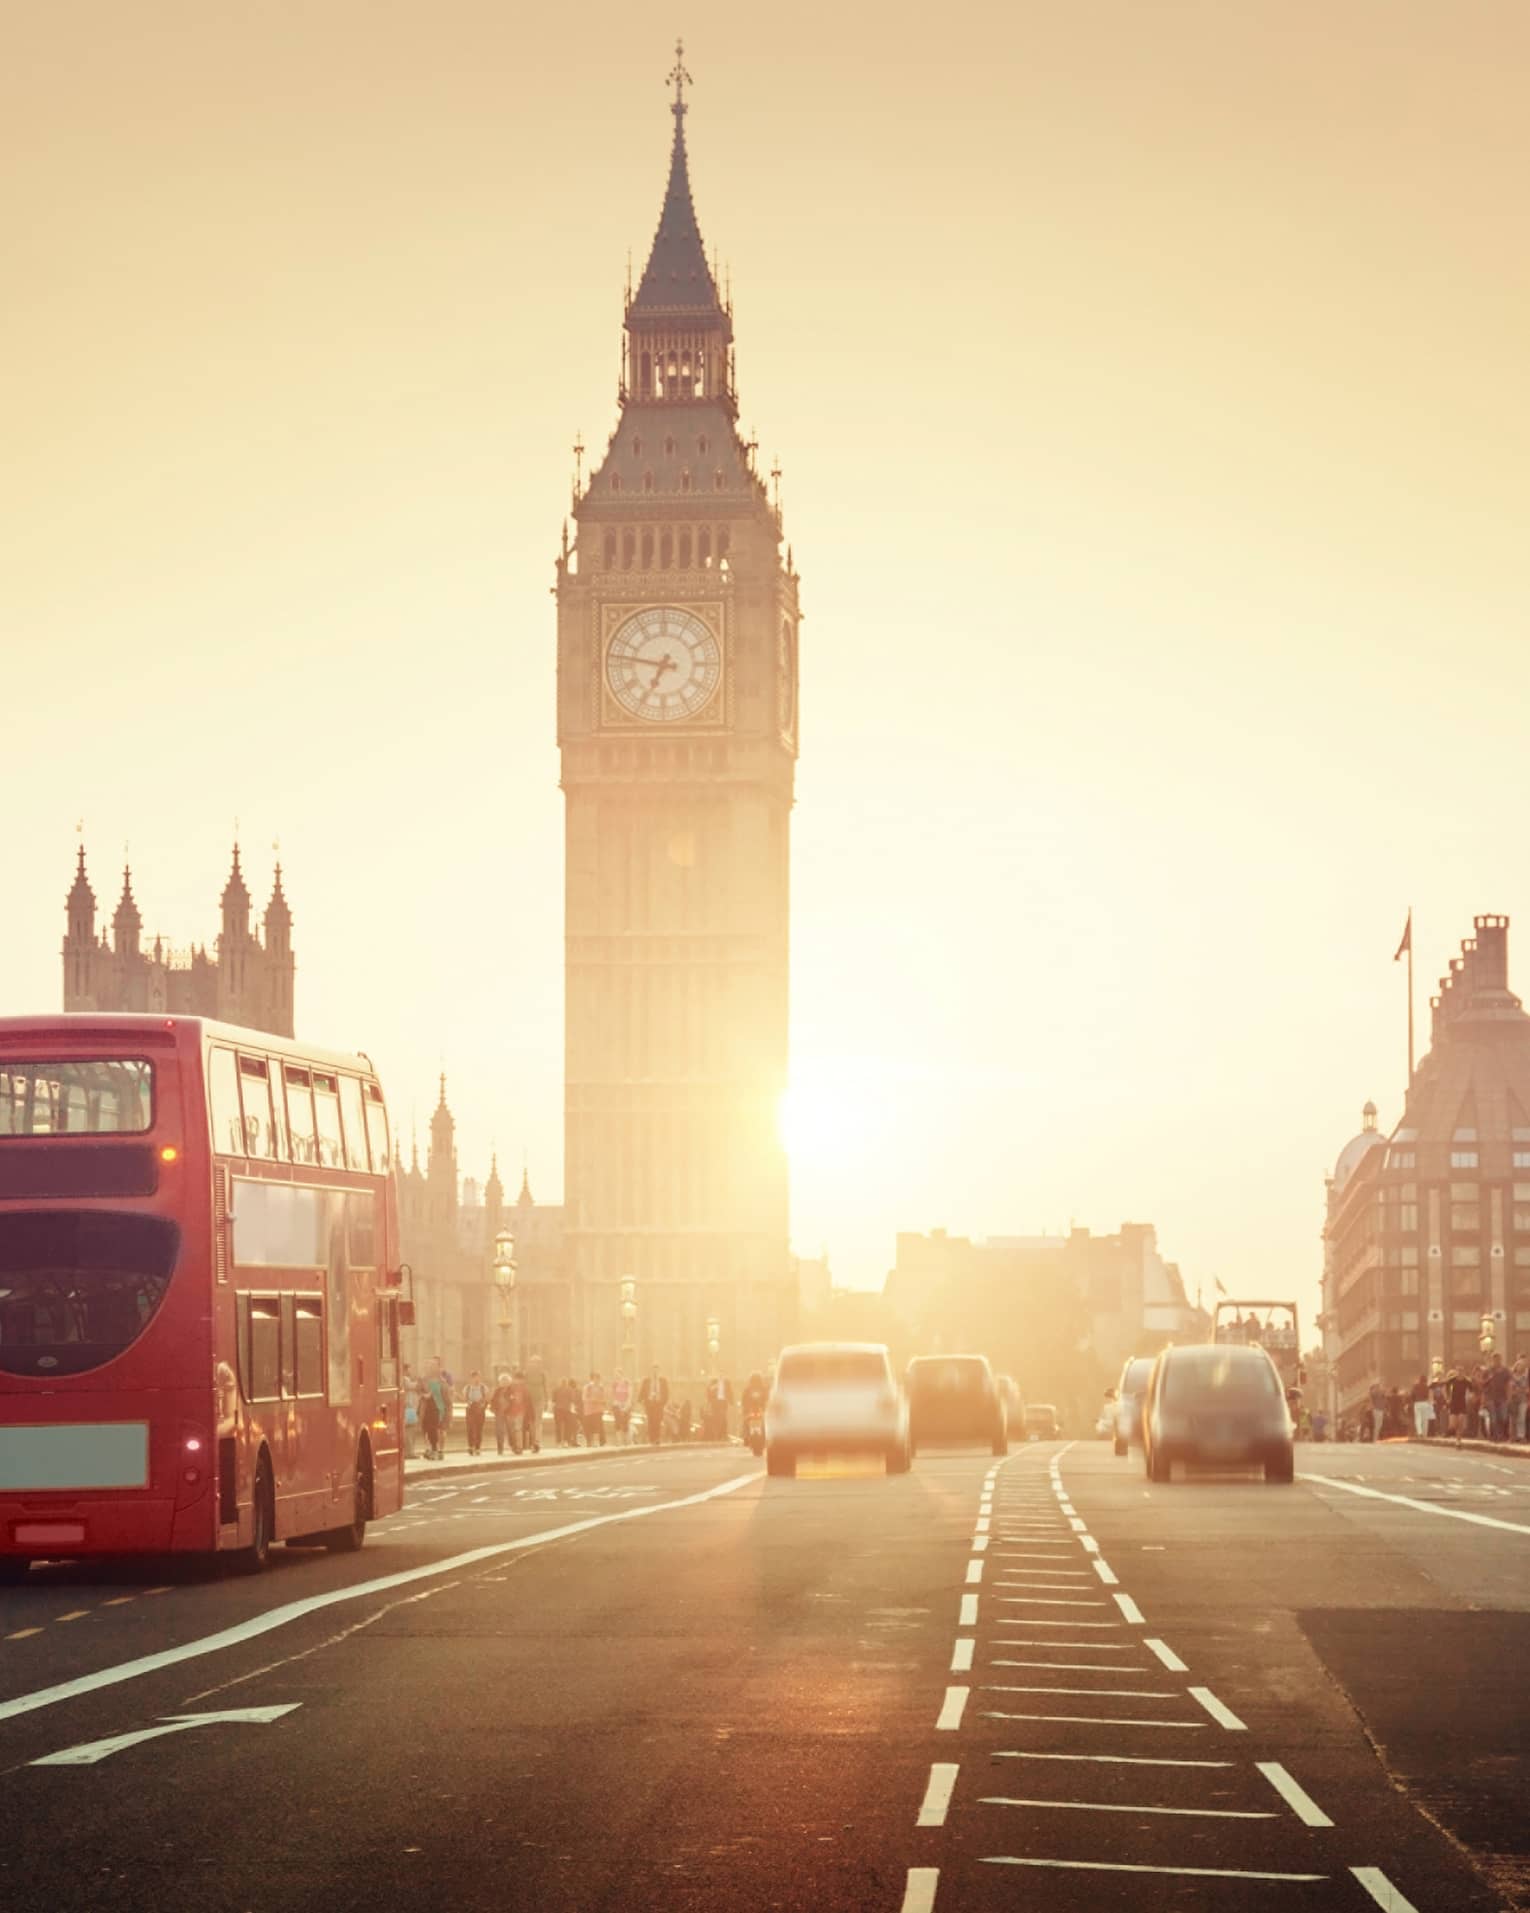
[1331,1101,1385,1192]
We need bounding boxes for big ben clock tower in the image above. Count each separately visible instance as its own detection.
[556,49,799,1384]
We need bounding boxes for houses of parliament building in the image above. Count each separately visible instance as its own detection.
[62,844,295,1038]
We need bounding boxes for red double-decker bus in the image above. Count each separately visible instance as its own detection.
[0,1015,406,1579]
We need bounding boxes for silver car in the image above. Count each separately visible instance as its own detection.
[765,1342,911,1479]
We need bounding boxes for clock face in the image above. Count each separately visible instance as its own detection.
[606,606,721,723]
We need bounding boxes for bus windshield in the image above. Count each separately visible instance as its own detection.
[0,1060,154,1137]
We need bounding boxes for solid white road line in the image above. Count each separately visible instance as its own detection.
[1304,1472,1530,1538]
[980,1795,1274,1819]
[1091,1559,1120,1585]
[0,1470,759,1726]
[995,1566,1091,1575]
[900,1866,939,1913]
[994,1640,1133,1650]
[991,1618,1118,1628]
[950,1638,974,1673]
[937,1686,969,1731]
[992,1750,1232,1767]
[982,1711,1205,1729]
[1188,1686,1248,1731]
[981,1857,1324,1882]
[1144,1637,1188,1672]
[959,1594,978,1626]
[1113,1593,1145,1624]
[1257,1762,1334,1827]
[1350,1866,1421,1911]
[917,1763,959,1827]
[993,1660,1151,1673]
[983,1684,1175,1699]
[965,1560,984,1585]
[998,1596,1108,1607]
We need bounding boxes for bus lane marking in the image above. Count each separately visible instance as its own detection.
[936,1687,969,1731]
[900,1865,939,1913]
[1256,1762,1333,1826]
[1351,1866,1421,1911]
[950,1639,974,1673]
[1188,1686,1247,1731]
[1112,1593,1145,1624]
[1144,1638,1188,1672]
[0,1472,757,1727]
[916,1762,958,1827]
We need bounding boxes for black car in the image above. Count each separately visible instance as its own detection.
[1142,1343,1294,1484]
[905,1354,1008,1456]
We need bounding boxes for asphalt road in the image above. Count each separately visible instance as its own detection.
[1,1436,1527,1911]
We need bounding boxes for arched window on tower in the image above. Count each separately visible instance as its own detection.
[698,527,712,568]
[664,436,675,458]
[680,469,692,494]
[641,529,654,568]
[622,529,635,569]
[603,530,617,568]
[698,435,709,457]
[632,437,643,459]
[660,529,673,568]
[639,356,651,399]
[714,470,726,491]
[643,471,654,494]
[610,473,622,493]
[678,529,692,568]
[717,528,731,565]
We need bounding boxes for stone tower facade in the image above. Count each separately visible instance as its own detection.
[62,845,295,1039]
[556,56,799,1385]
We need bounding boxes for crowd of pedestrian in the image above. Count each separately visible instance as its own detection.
[399,1354,741,1460]
[1353,1355,1530,1446]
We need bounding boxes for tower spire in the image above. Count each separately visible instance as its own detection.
[630,44,723,318]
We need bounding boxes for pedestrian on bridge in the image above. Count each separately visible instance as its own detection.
[1409,1375,1432,1439]
[525,1354,549,1450]
[639,1365,669,1446]
[463,1371,490,1456]
[610,1369,633,1443]
[583,1372,608,1446]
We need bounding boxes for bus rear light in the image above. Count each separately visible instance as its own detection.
[159,1145,179,1164]
[184,1436,203,1453]
[183,1469,201,1485]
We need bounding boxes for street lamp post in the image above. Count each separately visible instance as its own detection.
[705,1314,722,1440]
[1480,1312,1496,1358]
[620,1276,638,1380]
[493,1229,518,1375]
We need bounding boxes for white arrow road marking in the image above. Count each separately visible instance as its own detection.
[31,1704,300,1767]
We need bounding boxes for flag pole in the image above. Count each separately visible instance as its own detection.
[1406,904,1415,1088]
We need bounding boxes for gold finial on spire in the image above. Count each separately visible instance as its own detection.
[667,37,692,119]
[572,433,585,503]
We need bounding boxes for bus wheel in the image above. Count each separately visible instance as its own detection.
[324,1442,372,1554]
[233,1456,274,1575]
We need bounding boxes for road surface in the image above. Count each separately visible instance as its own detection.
[2,1437,1526,1910]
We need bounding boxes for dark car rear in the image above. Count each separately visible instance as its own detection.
[1143,1344,1293,1484]
[906,1355,1007,1456]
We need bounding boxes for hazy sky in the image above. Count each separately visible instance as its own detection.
[6,1,1529,1330]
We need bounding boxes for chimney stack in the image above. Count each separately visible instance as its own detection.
[1472,914,1510,994]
